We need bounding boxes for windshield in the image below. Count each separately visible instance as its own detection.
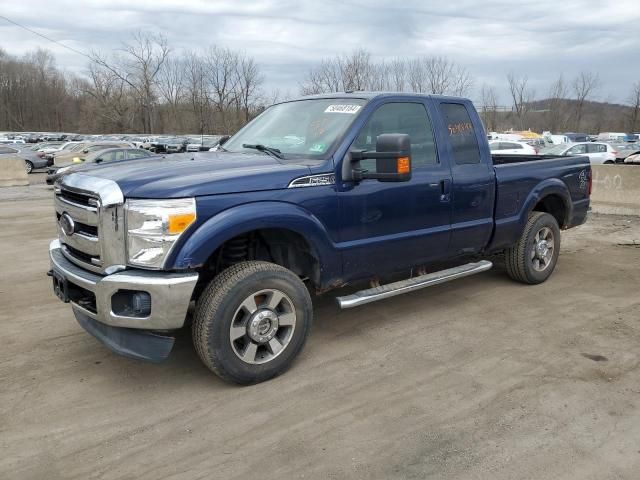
[223,98,367,160]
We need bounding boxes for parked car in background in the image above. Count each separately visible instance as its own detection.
[611,143,640,163]
[186,137,205,152]
[149,137,172,153]
[597,132,627,142]
[524,138,545,153]
[544,142,617,164]
[0,145,50,173]
[187,135,225,152]
[53,142,134,165]
[543,134,570,145]
[489,140,537,155]
[624,153,640,164]
[46,147,154,184]
[564,133,590,143]
[165,137,189,153]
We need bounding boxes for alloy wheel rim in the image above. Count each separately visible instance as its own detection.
[531,227,555,272]
[229,289,296,365]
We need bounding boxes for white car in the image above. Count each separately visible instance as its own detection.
[561,142,617,165]
[624,153,640,164]
[489,140,537,155]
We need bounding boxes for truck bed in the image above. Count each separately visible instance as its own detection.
[491,154,565,165]
[488,153,591,252]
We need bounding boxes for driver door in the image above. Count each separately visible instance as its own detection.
[338,101,452,278]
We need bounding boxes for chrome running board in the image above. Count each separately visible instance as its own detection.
[336,260,493,309]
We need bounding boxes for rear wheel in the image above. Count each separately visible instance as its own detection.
[24,160,33,174]
[505,212,561,285]
[192,261,313,384]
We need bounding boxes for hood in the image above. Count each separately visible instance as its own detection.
[74,151,313,198]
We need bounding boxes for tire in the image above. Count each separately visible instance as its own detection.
[192,261,313,384]
[24,160,33,174]
[505,212,561,285]
[604,160,614,165]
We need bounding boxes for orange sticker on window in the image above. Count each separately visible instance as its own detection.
[448,122,474,135]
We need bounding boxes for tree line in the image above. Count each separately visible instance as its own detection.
[0,37,639,135]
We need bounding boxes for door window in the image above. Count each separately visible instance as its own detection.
[439,103,481,165]
[351,102,437,168]
[567,144,587,155]
[128,150,150,158]
[113,150,126,161]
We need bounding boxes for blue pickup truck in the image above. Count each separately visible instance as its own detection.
[49,93,591,384]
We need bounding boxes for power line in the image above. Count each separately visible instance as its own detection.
[0,14,93,60]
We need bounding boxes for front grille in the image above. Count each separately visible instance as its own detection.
[59,188,96,207]
[55,175,125,274]
[65,244,100,265]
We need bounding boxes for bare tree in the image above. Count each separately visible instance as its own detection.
[627,81,640,132]
[423,56,473,96]
[158,56,185,131]
[91,31,170,133]
[183,51,210,135]
[546,74,569,133]
[84,63,135,132]
[572,71,600,131]
[480,84,499,132]
[507,72,535,129]
[205,46,241,132]
[235,55,264,124]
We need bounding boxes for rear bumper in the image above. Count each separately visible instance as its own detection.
[49,239,198,330]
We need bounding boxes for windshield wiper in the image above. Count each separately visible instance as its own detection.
[242,143,284,159]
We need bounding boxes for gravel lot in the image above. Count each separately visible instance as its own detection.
[1,176,640,479]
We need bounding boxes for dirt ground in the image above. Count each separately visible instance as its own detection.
[2,174,640,479]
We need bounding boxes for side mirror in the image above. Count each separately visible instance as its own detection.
[82,149,89,154]
[218,135,230,146]
[348,133,412,182]
[95,158,103,164]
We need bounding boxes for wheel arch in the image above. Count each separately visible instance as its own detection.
[168,201,340,287]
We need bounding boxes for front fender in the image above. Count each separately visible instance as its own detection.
[168,201,340,280]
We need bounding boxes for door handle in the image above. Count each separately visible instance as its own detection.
[439,179,451,202]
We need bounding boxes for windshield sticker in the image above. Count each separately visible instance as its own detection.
[309,143,326,153]
[324,104,361,114]
[283,135,305,146]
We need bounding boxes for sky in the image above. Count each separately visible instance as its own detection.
[1,0,639,104]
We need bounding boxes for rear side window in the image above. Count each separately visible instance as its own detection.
[587,144,606,153]
[439,103,481,165]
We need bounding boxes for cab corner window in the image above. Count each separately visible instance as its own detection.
[350,102,437,168]
[439,103,481,165]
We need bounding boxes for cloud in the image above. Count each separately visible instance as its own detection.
[0,0,639,103]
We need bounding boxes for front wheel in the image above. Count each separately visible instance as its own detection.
[505,212,561,285]
[192,261,313,384]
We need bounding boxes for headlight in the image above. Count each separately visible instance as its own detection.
[56,166,71,174]
[125,198,196,269]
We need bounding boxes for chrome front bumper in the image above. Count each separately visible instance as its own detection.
[49,239,198,330]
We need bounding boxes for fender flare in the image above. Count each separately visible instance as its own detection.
[167,201,340,279]
[520,178,572,228]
